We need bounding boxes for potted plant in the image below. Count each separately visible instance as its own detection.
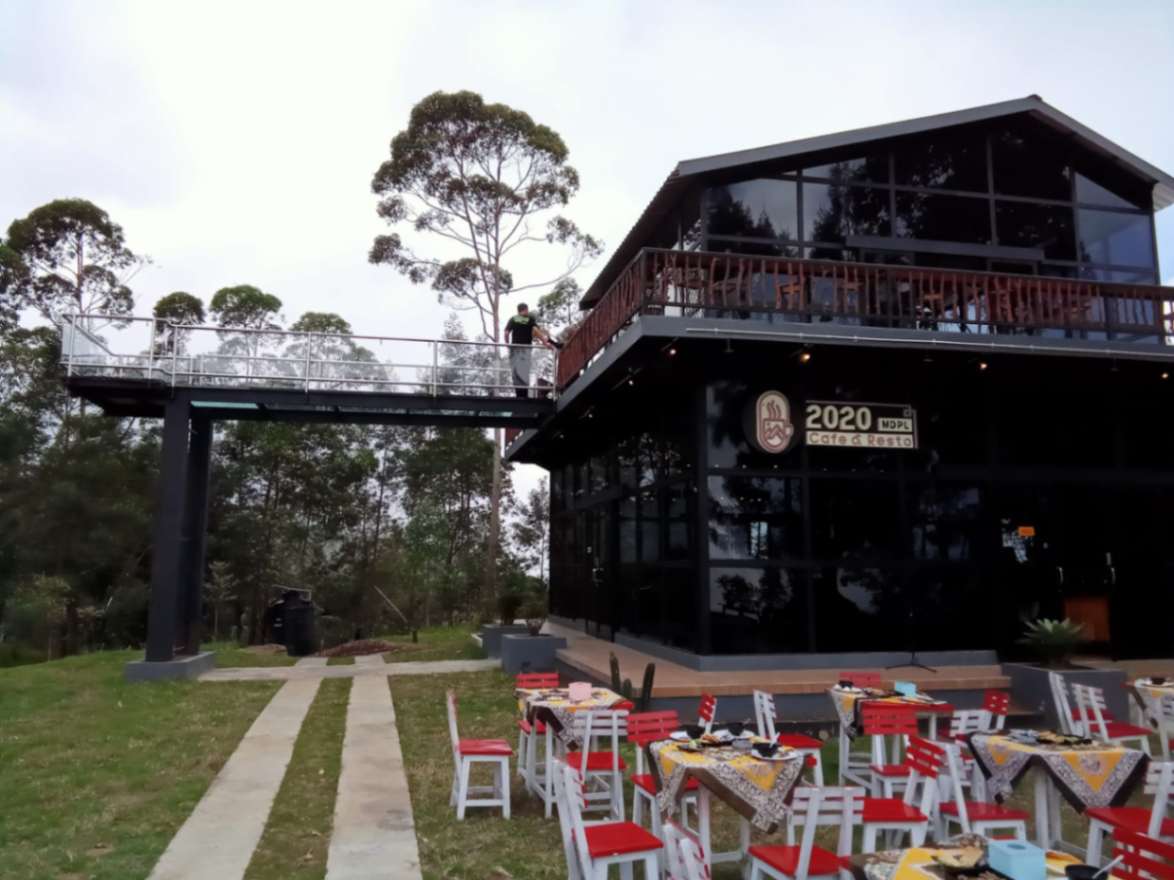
[500,595,566,674]
[477,591,530,658]
[1017,617,1086,668]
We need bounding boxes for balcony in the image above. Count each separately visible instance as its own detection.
[557,248,1174,388]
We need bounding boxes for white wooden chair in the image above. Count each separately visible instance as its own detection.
[753,689,825,785]
[1048,672,1078,734]
[1158,695,1174,760]
[557,759,662,880]
[937,708,991,799]
[1086,760,1174,865]
[570,708,629,820]
[515,671,559,790]
[628,710,699,843]
[446,689,511,820]
[937,743,1028,840]
[753,786,863,880]
[698,693,717,734]
[663,820,710,880]
[1072,682,1154,754]
[861,736,943,851]
[982,690,1010,731]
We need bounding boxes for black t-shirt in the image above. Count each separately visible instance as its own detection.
[505,314,537,345]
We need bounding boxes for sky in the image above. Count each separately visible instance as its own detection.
[3,0,1173,494]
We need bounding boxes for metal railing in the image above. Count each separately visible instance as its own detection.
[60,315,559,400]
[557,248,1174,387]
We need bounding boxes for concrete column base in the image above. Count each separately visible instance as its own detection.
[125,651,216,682]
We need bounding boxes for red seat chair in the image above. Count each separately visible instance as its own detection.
[1073,683,1154,754]
[861,736,944,850]
[570,709,630,820]
[698,693,717,733]
[627,709,700,838]
[446,689,511,819]
[664,820,711,880]
[840,670,883,689]
[982,690,1010,731]
[750,786,863,880]
[515,672,557,787]
[555,759,661,880]
[753,689,825,785]
[938,743,1028,840]
[1111,827,1174,880]
[862,704,920,798]
[1086,760,1174,866]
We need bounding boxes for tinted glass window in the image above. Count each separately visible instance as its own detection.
[992,127,1071,199]
[803,183,890,242]
[909,483,982,561]
[895,192,991,243]
[709,567,808,653]
[708,476,803,560]
[1077,209,1154,268]
[1074,173,1141,210]
[995,201,1075,260]
[894,135,987,192]
[803,154,889,184]
[707,180,798,240]
[707,237,798,258]
[810,479,901,560]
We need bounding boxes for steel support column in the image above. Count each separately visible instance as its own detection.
[145,399,191,662]
[177,415,213,655]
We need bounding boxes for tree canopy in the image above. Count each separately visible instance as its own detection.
[153,291,205,325]
[209,284,282,329]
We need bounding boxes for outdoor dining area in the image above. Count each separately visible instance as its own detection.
[444,669,1174,880]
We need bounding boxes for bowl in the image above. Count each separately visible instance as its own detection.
[1065,865,1100,880]
[725,721,746,737]
[752,742,779,758]
[1151,676,1167,685]
[837,679,854,688]
[684,724,704,739]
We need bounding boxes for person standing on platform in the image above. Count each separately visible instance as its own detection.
[503,302,556,398]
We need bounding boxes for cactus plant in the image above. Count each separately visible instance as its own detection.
[609,651,656,711]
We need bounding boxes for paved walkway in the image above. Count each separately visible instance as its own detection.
[199,658,497,682]
[147,677,321,880]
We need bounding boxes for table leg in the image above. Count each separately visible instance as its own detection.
[699,788,713,867]
[543,726,555,819]
[929,714,939,740]
[1048,778,1063,848]
[1033,770,1051,849]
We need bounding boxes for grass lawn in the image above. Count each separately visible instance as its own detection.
[244,677,351,880]
[326,655,354,666]
[209,641,297,668]
[380,624,485,663]
[0,650,279,880]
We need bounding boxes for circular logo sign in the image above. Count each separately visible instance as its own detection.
[751,390,796,454]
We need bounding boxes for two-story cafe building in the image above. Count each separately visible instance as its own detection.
[507,96,1174,665]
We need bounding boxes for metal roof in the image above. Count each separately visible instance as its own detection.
[581,96,1174,306]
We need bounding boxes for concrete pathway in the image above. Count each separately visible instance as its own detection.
[326,675,421,879]
[296,655,329,667]
[147,678,321,880]
[199,658,497,682]
[354,653,386,667]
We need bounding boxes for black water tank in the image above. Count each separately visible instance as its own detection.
[283,597,317,657]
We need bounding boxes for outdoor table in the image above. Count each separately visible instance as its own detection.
[845,835,1107,880]
[966,731,1149,854]
[831,686,954,739]
[515,685,626,817]
[650,738,805,868]
[1127,676,1174,728]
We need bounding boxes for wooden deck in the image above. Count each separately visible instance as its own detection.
[547,622,1010,700]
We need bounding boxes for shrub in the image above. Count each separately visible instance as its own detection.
[497,591,524,625]
[1018,617,1086,667]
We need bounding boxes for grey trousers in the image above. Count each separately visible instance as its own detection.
[509,347,532,397]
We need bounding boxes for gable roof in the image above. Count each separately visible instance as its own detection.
[581,96,1174,307]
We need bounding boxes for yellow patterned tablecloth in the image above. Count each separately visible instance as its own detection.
[1129,678,1174,727]
[515,686,625,747]
[967,732,1148,812]
[649,739,805,832]
[848,838,1103,880]
[830,686,953,737]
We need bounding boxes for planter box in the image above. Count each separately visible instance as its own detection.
[479,624,529,658]
[500,634,567,675]
[1002,662,1129,728]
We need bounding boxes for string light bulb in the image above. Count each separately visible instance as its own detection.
[978,361,989,371]
[798,350,812,364]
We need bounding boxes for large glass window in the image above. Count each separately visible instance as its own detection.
[1077,209,1154,268]
[707,180,798,240]
[1075,173,1142,210]
[803,154,889,184]
[708,476,803,560]
[708,566,808,653]
[894,134,987,192]
[992,127,1071,199]
[995,201,1075,260]
[803,183,891,242]
[908,483,982,561]
[810,480,901,560]
[895,192,991,243]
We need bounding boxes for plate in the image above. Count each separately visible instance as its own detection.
[669,731,691,742]
[753,752,798,762]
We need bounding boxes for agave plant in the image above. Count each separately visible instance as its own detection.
[1018,617,1086,667]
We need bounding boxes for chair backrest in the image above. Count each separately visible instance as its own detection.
[556,760,594,880]
[445,690,461,769]
[628,709,680,775]
[840,670,882,689]
[904,736,946,813]
[516,672,559,689]
[570,709,628,774]
[942,743,982,831]
[1048,671,1076,734]
[1142,761,1174,838]
[663,820,710,880]
[982,690,1010,730]
[790,785,865,859]
[1112,827,1174,880]
[861,703,920,736]
[753,689,777,740]
[1072,682,1112,740]
[1160,695,1174,722]
[949,708,992,739]
[698,693,717,732]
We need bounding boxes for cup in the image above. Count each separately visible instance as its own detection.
[567,681,592,702]
[752,742,779,758]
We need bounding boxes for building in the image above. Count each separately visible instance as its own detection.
[508,96,1174,668]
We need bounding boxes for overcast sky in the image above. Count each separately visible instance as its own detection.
[3,0,1173,491]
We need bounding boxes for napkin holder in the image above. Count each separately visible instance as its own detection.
[987,840,1045,880]
[893,680,918,697]
[567,681,592,702]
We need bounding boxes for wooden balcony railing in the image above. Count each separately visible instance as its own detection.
[556,248,1174,388]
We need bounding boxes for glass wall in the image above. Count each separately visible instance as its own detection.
[700,118,1158,284]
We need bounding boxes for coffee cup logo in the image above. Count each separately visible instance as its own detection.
[754,390,795,454]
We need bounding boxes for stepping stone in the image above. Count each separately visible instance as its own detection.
[326,676,421,879]
[296,656,328,667]
[147,678,321,880]
[354,654,385,667]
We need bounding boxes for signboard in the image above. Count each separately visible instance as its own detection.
[803,400,918,450]
[748,390,796,454]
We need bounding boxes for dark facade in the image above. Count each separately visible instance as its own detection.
[519,99,1174,662]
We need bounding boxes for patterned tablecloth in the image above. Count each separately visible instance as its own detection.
[1128,678,1174,727]
[847,836,1094,880]
[831,687,953,737]
[516,686,625,748]
[966,732,1149,813]
[649,739,805,832]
